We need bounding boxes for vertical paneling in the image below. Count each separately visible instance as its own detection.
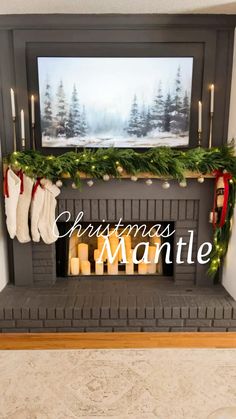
[194,200,199,220]
[116,199,123,220]
[91,199,99,220]
[171,200,178,220]
[186,200,194,220]
[124,199,132,220]
[59,198,200,224]
[74,199,83,216]
[58,200,66,221]
[140,200,147,220]
[82,199,91,221]
[147,200,155,221]
[107,199,116,220]
[66,199,74,220]
[163,200,171,220]
[132,199,139,220]
[155,200,163,221]
[99,199,107,221]
[178,200,186,221]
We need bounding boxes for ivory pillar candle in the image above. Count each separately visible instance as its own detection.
[97,236,107,260]
[70,258,80,275]
[126,260,134,275]
[148,263,157,274]
[78,243,88,261]
[107,261,118,275]
[109,235,119,262]
[138,262,148,275]
[123,235,132,254]
[151,236,161,246]
[95,261,104,275]
[94,249,100,261]
[81,260,91,275]
[148,246,156,262]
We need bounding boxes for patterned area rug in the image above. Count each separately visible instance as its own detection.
[0,349,236,418]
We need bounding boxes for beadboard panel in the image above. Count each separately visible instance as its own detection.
[57,197,199,223]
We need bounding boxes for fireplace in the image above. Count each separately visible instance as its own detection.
[10,178,213,287]
[56,222,174,278]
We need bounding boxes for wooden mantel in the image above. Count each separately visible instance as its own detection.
[62,171,215,180]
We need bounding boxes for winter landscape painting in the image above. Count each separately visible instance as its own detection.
[37,57,193,148]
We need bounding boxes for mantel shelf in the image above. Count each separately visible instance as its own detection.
[62,171,215,180]
[2,165,215,179]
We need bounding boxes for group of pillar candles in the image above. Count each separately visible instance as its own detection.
[70,233,160,276]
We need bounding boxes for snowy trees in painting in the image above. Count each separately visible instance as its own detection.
[125,67,190,139]
[41,81,88,140]
[38,57,193,148]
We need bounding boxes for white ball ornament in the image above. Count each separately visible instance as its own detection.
[56,180,63,188]
[162,180,170,189]
[72,182,77,189]
[131,176,138,182]
[146,179,153,186]
[197,175,205,184]
[179,180,187,188]
[87,180,94,187]
[117,166,124,174]
[103,174,110,182]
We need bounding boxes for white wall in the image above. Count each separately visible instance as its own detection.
[222,29,236,299]
[0,0,235,15]
[0,146,9,291]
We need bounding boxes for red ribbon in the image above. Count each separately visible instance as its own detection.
[4,169,25,198]
[32,178,42,199]
[16,170,24,194]
[3,168,9,198]
[213,170,232,229]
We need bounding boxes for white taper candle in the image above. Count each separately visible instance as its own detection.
[198,101,202,132]
[10,88,16,118]
[31,95,35,124]
[20,109,25,139]
[210,84,214,113]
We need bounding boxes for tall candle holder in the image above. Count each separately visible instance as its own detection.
[12,116,17,152]
[198,130,202,147]
[31,122,36,150]
[208,111,213,149]
[21,138,25,151]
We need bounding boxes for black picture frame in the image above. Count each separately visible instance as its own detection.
[27,42,203,153]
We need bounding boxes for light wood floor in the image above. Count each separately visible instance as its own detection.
[0,332,236,350]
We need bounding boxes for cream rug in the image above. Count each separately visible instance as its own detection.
[0,349,236,419]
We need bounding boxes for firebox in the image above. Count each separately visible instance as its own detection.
[56,222,174,278]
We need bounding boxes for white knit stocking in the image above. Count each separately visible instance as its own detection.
[4,168,21,239]
[30,181,45,242]
[16,174,34,243]
[38,180,60,244]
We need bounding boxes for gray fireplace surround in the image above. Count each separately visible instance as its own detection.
[12,177,214,287]
[2,177,236,334]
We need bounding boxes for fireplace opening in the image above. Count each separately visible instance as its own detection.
[56,222,174,278]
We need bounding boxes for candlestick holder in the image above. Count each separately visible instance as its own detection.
[198,130,202,147]
[31,123,36,150]
[12,116,17,152]
[21,138,25,151]
[208,111,214,149]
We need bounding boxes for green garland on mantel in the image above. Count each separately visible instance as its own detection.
[4,145,236,279]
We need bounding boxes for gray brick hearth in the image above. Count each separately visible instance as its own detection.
[0,278,235,333]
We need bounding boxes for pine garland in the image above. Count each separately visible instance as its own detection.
[4,144,236,279]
